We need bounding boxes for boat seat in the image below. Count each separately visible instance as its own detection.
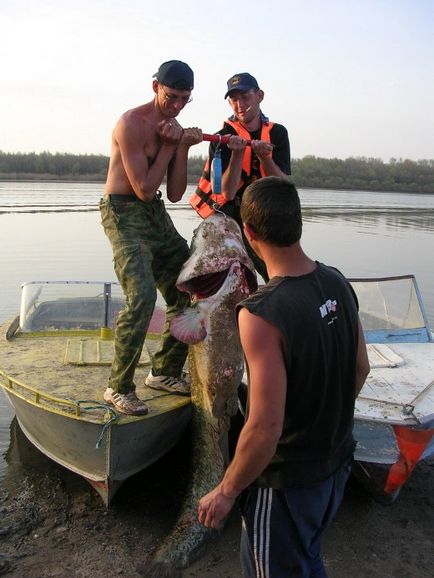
[367,344,405,368]
[64,339,151,366]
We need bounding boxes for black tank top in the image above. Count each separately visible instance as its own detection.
[237,262,359,486]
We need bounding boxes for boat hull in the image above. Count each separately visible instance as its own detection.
[4,388,191,506]
[353,419,434,503]
[0,284,194,506]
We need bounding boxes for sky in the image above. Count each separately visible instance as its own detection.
[1,0,433,161]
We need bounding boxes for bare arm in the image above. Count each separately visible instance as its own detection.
[198,308,286,529]
[355,318,370,396]
[166,127,203,202]
[221,137,246,201]
[251,139,289,178]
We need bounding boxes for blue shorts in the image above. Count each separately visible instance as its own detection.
[239,458,352,578]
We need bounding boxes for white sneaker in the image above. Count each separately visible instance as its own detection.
[103,387,148,415]
[145,371,190,396]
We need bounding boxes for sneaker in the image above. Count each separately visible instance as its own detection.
[103,387,148,416]
[145,370,190,396]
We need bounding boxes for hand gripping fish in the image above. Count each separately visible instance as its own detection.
[146,214,257,576]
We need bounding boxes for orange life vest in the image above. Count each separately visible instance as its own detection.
[190,119,274,219]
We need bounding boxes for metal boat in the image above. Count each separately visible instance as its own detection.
[0,281,191,506]
[1,275,433,506]
[350,275,434,503]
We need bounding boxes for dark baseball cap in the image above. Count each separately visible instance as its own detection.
[153,60,194,91]
[224,72,259,99]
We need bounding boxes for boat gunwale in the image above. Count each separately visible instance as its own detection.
[0,367,190,425]
[10,328,162,341]
[0,367,120,424]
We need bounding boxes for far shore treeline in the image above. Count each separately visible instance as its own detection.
[0,151,433,193]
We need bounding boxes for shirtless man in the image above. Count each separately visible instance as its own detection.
[100,60,202,415]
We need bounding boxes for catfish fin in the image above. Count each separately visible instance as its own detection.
[170,306,207,344]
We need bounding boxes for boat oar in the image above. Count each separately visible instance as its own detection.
[202,133,274,148]
[203,133,252,146]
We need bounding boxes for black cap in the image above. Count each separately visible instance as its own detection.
[153,60,194,91]
[224,72,259,99]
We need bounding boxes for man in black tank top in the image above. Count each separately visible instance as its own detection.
[198,177,370,577]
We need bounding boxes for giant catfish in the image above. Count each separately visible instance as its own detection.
[146,213,257,576]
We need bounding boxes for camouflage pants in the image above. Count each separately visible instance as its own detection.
[100,195,190,394]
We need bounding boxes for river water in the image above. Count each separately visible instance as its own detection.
[1,181,434,482]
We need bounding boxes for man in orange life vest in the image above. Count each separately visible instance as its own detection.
[190,72,291,281]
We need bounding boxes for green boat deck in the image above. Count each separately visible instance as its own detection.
[0,319,190,424]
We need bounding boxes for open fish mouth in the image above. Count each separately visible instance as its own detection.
[171,262,258,345]
[178,264,257,301]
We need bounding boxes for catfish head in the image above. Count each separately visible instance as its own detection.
[170,214,257,420]
[171,214,258,345]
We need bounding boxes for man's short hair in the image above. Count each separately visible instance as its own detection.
[241,177,302,246]
[153,60,194,91]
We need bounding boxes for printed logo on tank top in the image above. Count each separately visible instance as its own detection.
[319,299,338,325]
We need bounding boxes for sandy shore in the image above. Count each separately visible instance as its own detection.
[1,420,433,578]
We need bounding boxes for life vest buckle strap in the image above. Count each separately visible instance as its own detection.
[212,203,226,217]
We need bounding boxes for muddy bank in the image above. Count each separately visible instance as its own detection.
[0,420,433,577]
